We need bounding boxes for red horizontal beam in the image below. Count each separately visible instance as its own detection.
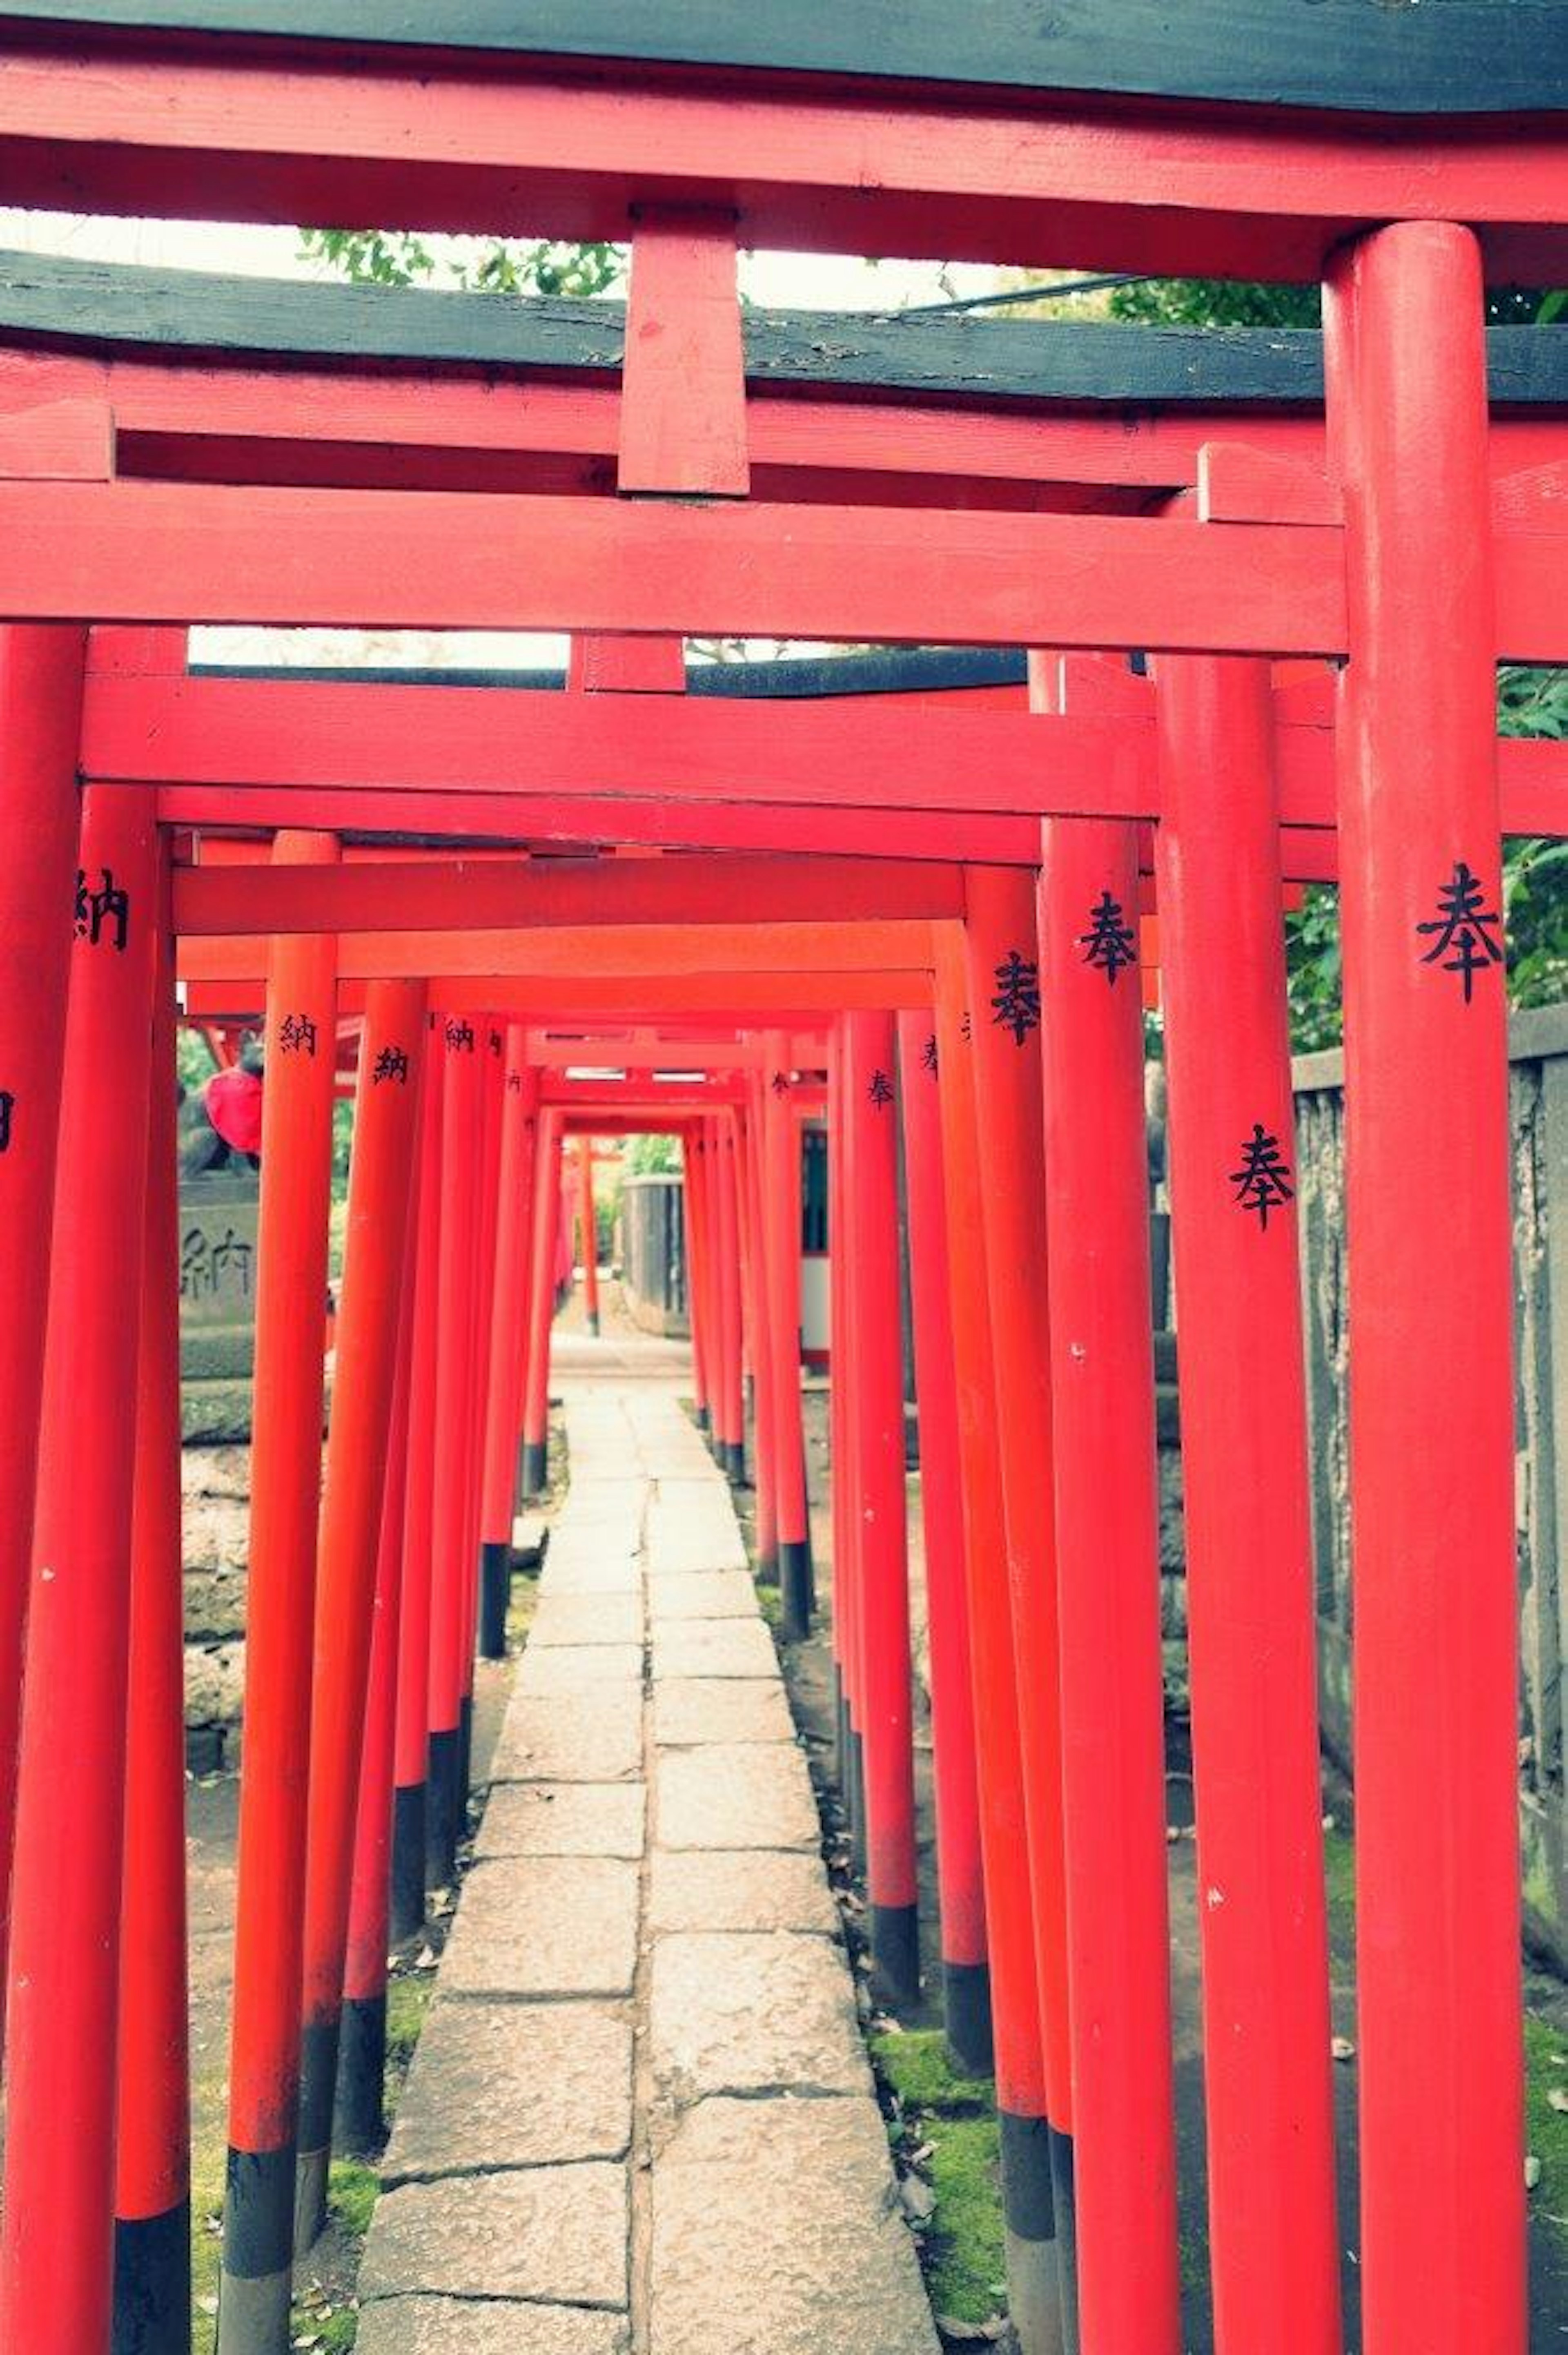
[172,852,965,936]
[177,918,935,983]
[183,970,933,1019]
[0,43,1559,279]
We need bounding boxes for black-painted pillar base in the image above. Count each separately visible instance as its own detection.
[586,1309,600,1336]
[425,1726,461,1887]
[833,1664,849,1796]
[999,2110,1063,2355]
[479,1539,511,1659]
[457,1693,474,1816]
[695,1403,710,1434]
[780,1537,812,1641]
[294,2013,339,2255]
[1049,2125,1080,2354]
[334,1990,388,2157]
[521,1437,548,1499]
[847,1726,867,1877]
[723,1440,747,1485]
[871,1900,921,2010]
[113,2198,192,2355]
[217,2143,295,2355]
[943,1959,995,2079]
[390,1780,427,1944]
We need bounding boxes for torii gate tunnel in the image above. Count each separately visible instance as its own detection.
[0,7,1564,2355]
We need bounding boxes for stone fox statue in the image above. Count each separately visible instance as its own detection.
[177,1032,264,1180]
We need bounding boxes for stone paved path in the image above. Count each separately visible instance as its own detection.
[356,1358,939,2355]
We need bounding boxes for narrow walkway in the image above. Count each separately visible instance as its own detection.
[356,1363,938,2355]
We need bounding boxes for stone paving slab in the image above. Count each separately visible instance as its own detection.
[362,2163,627,2309]
[529,1593,644,1647]
[358,2299,630,2355]
[517,1644,644,1695]
[648,1849,840,1938]
[539,1556,645,1597]
[652,1676,796,1747]
[383,2000,633,2182]
[441,1857,640,1998]
[474,1781,647,1861]
[650,1618,777,1681]
[488,1690,644,1785]
[650,2097,940,2355]
[646,1569,757,1621]
[655,1743,819,1853]
[649,1931,869,2116]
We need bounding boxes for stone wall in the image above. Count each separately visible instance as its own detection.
[1295,1001,1568,1964]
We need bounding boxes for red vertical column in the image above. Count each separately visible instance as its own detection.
[426,1016,483,1887]
[391,1030,444,1943]
[0,624,87,2009]
[962,867,1077,2348]
[218,830,340,2355]
[112,865,192,2355]
[457,1024,507,1800]
[0,784,158,2355]
[842,1011,920,2009]
[520,1109,565,1498]
[296,980,428,2245]
[715,1113,746,1484]
[738,1092,779,1581]
[479,1035,537,1658]
[896,1008,991,2077]
[827,1029,865,1857]
[932,933,1059,2355]
[1325,222,1523,2354]
[683,1123,713,1436]
[1153,652,1340,2353]
[578,1135,602,1336]
[1036,659,1180,2352]
[763,1035,813,1637]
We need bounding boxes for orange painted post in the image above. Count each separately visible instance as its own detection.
[218,830,340,2355]
[933,932,1060,2355]
[763,1033,813,1636]
[1035,689,1180,2352]
[0,783,158,2355]
[457,1024,507,1803]
[519,1108,565,1499]
[683,1123,713,1436]
[391,1030,444,1943]
[962,868,1077,2351]
[296,979,427,2246]
[842,1010,920,2009]
[112,876,192,2355]
[715,1113,746,1484]
[479,1031,537,1657]
[826,1030,864,1853]
[737,1093,779,1583]
[896,1008,991,2077]
[0,624,87,2020]
[1152,651,1340,2354]
[1325,222,1524,2353]
[577,1133,601,1335]
[335,1117,421,2159]
[425,1015,483,1888]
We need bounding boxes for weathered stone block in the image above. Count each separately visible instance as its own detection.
[646,1571,756,1622]
[383,1999,633,2181]
[530,1593,643,1648]
[652,1678,795,1748]
[655,1744,817,1853]
[356,2299,628,2355]
[360,2164,627,2309]
[184,1640,244,1727]
[474,1781,646,1862]
[517,1645,643,1696]
[651,1621,775,1682]
[648,1851,838,1939]
[489,1691,644,1786]
[441,1857,639,1998]
[649,1931,868,2116]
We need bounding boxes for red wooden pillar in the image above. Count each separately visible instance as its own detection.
[715,1113,746,1484]
[842,1011,920,2009]
[218,830,339,2355]
[738,1092,779,1581]
[683,1123,713,1435]
[932,933,1060,2355]
[334,1124,421,2159]
[577,1134,601,1336]
[390,1029,444,1943]
[1152,651,1340,2353]
[896,1008,992,2077]
[962,867,1077,2347]
[827,1028,865,1855]
[457,1024,507,1800]
[0,624,87,2014]
[763,1034,813,1636]
[519,1109,565,1498]
[296,980,427,2245]
[0,783,158,2355]
[479,1035,537,1658]
[704,1115,733,1467]
[425,1017,483,1887]
[112,870,192,2355]
[1035,658,1180,2354]
[1325,222,1523,2353]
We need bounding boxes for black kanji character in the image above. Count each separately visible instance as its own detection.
[488,1029,503,1056]
[444,1017,475,1052]
[278,1012,317,1056]
[1417,860,1504,1004]
[1230,1122,1294,1231]
[506,1071,523,1094]
[868,1069,895,1109]
[372,1046,410,1086]
[0,1089,12,1153]
[990,948,1041,1044]
[921,1034,938,1076]
[771,1071,791,1097]
[1079,889,1137,986]
[74,865,129,952]
[960,1012,972,1042]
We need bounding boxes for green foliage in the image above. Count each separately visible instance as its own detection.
[299,226,622,299]
[1108,279,1557,329]
[625,1131,684,1176]
[872,2030,1005,2326]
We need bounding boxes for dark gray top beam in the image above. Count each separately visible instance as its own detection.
[0,250,1563,410]
[0,1,1562,116]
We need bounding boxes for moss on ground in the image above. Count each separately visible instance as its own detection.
[1526,2014,1568,2231]
[872,2029,1006,2329]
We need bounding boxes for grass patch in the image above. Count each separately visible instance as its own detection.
[872,2029,1006,2329]
[1323,1824,1356,1939]
[1527,2014,1568,2233]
